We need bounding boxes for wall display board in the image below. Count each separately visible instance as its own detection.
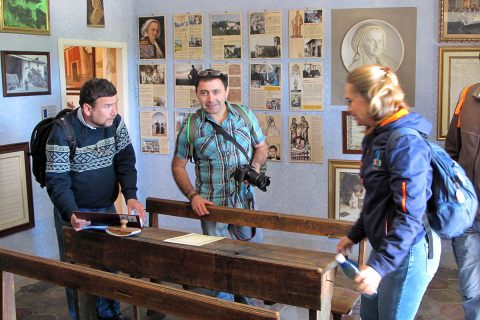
[212,62,242,105]
[249,62,281,110]
[288,9,323,58]
[140,110,169,154]
[138,16,166,59]
[289,62,323,111]
[249,11,282,59]
[288,115,323,163]
[210,12,242,60]
[173,13,204,60]
[256,113,282,162]
[138,64,166,108]
[174,63,203,108]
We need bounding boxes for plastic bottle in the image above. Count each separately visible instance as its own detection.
[335,253,360,279]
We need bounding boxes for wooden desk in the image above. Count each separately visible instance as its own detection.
[63,227,336,320]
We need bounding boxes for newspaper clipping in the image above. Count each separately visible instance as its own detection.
[175,63,203,108]
[212,63,243,105]
[174,13,204,60]
[138,16,166,60]
[250,63,282,111]
[174,111,194,141]
[289,9,323,58]
[211,12,242,60]
[138,64,166,108]
[289,62,323,111]
[289,115,323,163]
[249,11,282,59]
[256,113,282,162]
[140,111,169,154]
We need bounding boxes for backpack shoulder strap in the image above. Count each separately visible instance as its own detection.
[187,110,202,161]
[387,127,423,155]
[231,104,253,129]
[56,117,77,162]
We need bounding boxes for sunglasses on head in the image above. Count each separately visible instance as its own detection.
[198,69,223,77]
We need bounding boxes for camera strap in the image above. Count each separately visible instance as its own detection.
[205,118,251,162]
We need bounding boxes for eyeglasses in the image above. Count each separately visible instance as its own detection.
[198,69,223,77]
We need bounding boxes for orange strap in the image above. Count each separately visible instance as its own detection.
[454,84,473,128]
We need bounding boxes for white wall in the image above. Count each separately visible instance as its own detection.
[0,0,457,267]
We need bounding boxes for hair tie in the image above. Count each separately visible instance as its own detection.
[381,66,390,77]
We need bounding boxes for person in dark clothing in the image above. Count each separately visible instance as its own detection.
[336,64,440,320]
[45,78,146,320]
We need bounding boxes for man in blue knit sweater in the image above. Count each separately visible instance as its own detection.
[45,78,145,320]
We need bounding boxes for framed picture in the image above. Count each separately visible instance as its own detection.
[138,16,166,59]
[437,47,480,139]
[87,0,105,28]
[1,51,51,97]
[66,91,80,109]
[0,142,34,237]
[328,160,363,222]
[342,111,366,154]
[440,0,480,42]
[0,0,50,35]
[64,46,95,90]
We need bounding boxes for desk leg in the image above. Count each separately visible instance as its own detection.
[77,290,97,320]
[308,268,335,320]
[1,271,16,320]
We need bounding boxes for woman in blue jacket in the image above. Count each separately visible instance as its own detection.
[336,64,441,320]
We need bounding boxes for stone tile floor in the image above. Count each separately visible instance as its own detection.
[13,267,464,320]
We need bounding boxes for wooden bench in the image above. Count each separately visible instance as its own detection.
[146,197,366,320]
[0,247,279,320]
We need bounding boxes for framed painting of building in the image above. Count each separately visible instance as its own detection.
[1,51,51,97]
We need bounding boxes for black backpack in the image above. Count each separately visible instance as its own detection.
[29,109,77,188]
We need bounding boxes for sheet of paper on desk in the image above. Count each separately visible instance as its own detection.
[163,233,224,246]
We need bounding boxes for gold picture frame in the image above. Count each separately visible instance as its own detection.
[437,47,480,140]
[0,142,34,237]
[440,0,480,42]
[328,160,362,222]
[0,0,50,35]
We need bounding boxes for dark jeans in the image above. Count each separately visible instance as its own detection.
[54,205,119,319]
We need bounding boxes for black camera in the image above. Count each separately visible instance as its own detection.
[234,164,271,192]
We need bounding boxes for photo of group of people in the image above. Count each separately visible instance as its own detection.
[174,63,203,108]
[138,64,166,108]
[250,63,282,110]
[289,115,323,163]
[140,111,169,154]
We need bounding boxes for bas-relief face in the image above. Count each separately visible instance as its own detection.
[362,28,385,57]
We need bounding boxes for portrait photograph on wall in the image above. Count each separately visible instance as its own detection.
[0,0,50,35]
[138,15,166,59]
[331,7,417,106]
[1,50,51,97]
[328,160,363,222]
[87,0,104,28]
[440,0,480,41]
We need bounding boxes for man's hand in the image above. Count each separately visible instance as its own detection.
[70,213,90,231]
[354,265,381,296]
[127,199,146,223]
[190,194,214,216]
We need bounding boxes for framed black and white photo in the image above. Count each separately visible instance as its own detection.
[440,0,480,42]
[1,51,51,97]
[328,160,363,222]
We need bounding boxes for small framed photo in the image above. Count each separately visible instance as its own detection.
[0,0,50,35]
[342,111,366,154]
[328,160,363,222]
[440,0,480,42]
[87,0,105,28]
[437,47,480,139]
[138,16,166,59]
[0,142,35,237]
[1,51,51,97]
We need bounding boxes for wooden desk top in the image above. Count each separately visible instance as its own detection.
[63,227,336,310]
